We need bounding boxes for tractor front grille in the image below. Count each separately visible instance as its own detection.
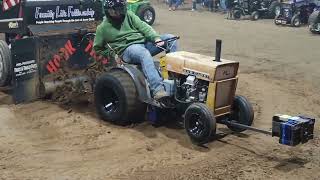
[215,78,237,109]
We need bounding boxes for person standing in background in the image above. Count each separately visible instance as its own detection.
[169,0,182,10]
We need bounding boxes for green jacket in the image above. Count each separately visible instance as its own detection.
[93,11,160,58]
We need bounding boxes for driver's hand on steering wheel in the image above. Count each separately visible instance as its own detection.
[155,38,165,47]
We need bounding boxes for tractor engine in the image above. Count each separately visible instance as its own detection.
[176,75,208,103]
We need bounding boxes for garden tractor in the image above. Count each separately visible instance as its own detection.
[93,37,315,145]
[274,0,320,27]
[231,0,281,20]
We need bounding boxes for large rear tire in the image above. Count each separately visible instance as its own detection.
[94,69,146,125]
[268,1,281,18]
[0,40,12,87]
[184,103,216,145]
[308,10,320,33]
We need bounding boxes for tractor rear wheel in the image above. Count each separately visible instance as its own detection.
[227,95,254,132]
[184,103,216,145]
[94,70,146,125]
[137,5,156,25]
[0,40,12,87]
[308,10,320,33]
[268,1,281,18]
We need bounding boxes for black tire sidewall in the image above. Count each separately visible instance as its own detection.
[308,10,319,25]
[94,73,128,124]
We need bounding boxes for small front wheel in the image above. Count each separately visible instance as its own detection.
[233,9,242,20]
[184,103,216,145]
[227,95,254,132]
[137,5,156,25]
[251,11,259,21]
[291,14,301,27]
[274,15,282,25]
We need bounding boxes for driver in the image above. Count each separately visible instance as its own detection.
[93,0,178,100]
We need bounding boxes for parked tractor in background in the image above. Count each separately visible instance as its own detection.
[101,0,156,25]
[274,0,320,27]
[232,0,281,20]
[127,0,156,25]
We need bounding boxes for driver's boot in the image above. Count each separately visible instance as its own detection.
[154,89,170,101]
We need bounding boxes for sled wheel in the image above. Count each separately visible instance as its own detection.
[94,69,146,125]
[184,103,216,145]
[0,40,12,87]
[227,95,254,132]
[137,5,156,25]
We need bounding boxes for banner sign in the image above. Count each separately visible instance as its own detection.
[27,5,96,25]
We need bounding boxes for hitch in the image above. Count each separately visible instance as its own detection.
[223,115,315,146]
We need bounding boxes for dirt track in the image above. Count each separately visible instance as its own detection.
[1,1,320,180]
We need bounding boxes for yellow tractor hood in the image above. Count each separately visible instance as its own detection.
[164,51,239,82]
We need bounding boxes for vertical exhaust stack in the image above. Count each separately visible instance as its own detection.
[215,39,222,62]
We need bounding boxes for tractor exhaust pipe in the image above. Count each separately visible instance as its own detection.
[215,39,222,62]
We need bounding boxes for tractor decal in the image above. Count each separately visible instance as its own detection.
[46,40,76,73]
[46,39,109,74]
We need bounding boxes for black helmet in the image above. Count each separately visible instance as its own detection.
[103,0,127,17]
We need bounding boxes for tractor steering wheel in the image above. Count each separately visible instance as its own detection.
[154,36,180,53]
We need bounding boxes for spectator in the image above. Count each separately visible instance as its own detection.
[169,0,182,10]
[225,0,235,19]
[192,0,214,11]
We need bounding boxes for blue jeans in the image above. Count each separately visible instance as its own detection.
[122,34,178,95]
[169,0,182,8]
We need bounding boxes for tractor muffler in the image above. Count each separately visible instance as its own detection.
[215,39,222,62]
